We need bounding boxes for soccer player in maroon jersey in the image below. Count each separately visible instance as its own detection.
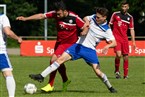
[109,1,136,79]
[16,1,85,92]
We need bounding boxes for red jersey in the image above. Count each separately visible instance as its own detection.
[109,11,134,42]
[44,11,84,44]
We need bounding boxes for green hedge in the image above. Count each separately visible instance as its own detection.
[6,38,20,48]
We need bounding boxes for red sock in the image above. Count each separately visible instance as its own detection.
[49,63,68,86]
[49,61,57,86]
[123,59,128,77]
[58,64,68,82]
[115,58,120,72]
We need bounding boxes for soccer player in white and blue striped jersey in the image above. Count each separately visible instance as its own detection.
[0,14,22,97]
[29,7,117,93]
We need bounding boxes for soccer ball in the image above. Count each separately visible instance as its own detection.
[24,83,37,94]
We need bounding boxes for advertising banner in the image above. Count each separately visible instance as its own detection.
[20,40,56,56]
[20,40,145,56]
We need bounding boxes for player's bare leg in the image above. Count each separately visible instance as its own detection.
[92,64,117,93]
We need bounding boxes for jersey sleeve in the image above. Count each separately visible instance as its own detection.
[105,29,115,42]
[75,16,84,29]
[44,10,56,18]
[2,15,11,28]
[86,16,91,21]
[86,14,95,21]
[109,12,115,25]
[129,16,134,29]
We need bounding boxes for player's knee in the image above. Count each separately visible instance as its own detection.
[116,54,122,58]
[51,54,58,62]
[56,57,65,65]
[123,54,128,60]
[3,70,13,77]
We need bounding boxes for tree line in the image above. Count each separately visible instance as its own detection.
[0,0,145,37]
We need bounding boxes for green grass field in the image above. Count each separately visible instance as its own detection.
[0,56,145,97]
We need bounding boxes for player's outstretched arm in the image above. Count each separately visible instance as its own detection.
[16,13,46,21]
[3,26,22,43]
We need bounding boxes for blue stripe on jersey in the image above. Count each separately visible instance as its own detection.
[0,53,12,70]
[92,15,109,32]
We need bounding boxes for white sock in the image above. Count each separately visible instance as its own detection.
[6,76,16,97]
[41,61,60,77]
[101,73,112,88]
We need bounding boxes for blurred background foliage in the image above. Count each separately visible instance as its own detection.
[0,0,145,37]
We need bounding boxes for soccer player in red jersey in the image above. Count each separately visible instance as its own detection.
[16,1,85,92]
[109,1,136,79]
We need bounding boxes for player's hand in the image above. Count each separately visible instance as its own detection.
[80,25,89,36]
[18,37,22,43]
[102,46,109,55]
[132,41,136,50]
[16,16,26,21]
[80,30,88,36]
[84,22,90,28]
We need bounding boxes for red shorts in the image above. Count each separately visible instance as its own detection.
[54,42,73,57]
[114,41,129,55]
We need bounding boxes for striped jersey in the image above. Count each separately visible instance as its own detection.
[0,14,11,53]
[77,14,115,50]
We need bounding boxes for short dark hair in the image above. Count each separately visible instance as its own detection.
[121,0,129,5]
[95,7,109,16]
[53,1,67,11]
